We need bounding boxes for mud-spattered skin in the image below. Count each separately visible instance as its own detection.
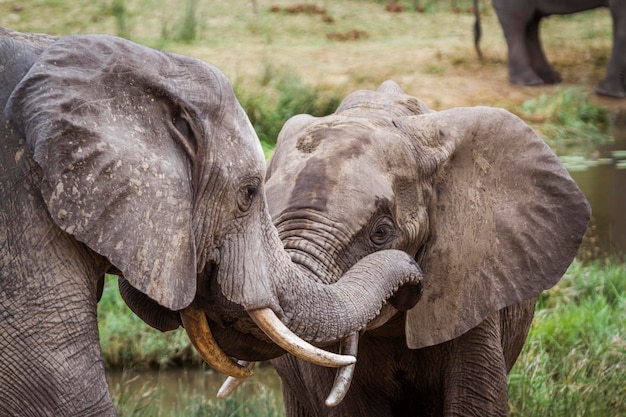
[0,28,422,415]
[266,81,591,416]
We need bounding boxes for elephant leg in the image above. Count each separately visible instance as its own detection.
[442,313,508,417]
[274,355,327,417]
[596,4,626,98]
[526,15,562,84]
[281,379,316,417]
[273,352,396,417]
[0,224,115,415]
[500,298,536,372]
[495,8,545,86]
[0,279,115,416]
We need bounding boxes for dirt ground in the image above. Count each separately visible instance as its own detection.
[2,1,625,115]
[182,2,626,120]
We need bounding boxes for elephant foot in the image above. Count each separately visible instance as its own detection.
[537,69,562,85]
[595,79,626,99]
[509,69,545,87]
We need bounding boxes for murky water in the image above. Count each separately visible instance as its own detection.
[106,365,282,413]
[565,111,626,259]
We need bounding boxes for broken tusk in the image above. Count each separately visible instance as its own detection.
[248,307,356,368]
[325,333,359,407]
[180,307,254,379]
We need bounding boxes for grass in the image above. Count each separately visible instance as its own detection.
[98,275,200,370]
[508,260,626,416]
[111,368,283,417]
[234,66,343,147]
[519,87,613,156]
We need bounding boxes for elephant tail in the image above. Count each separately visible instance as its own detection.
[473,0,483,60]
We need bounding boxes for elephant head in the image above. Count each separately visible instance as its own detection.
[261,80,591,403]
[0,30,422,414]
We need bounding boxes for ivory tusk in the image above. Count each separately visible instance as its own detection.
[180,307,254,379]
[325,333,358,407]
[216,361,254,398]
[248,307,356,367]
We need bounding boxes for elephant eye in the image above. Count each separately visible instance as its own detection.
[237,181,260,213]
[370,216,397,247]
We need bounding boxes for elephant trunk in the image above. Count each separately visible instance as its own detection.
[275,249,424,345]
[181,248,422,377]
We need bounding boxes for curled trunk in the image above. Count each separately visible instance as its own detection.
[275,249,423,345]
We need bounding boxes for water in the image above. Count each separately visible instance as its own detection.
[107,365,282,413]
[565,111,626,259]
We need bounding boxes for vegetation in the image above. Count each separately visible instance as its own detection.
[98,275,200,370]
[235,67,343,147]
[508,260,626,417]
[519,87,613,156]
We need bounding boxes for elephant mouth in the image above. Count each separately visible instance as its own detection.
[215,305,407,404]
[180,306,357,379]
[180,262,359,379]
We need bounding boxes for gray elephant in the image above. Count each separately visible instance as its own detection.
[0,29,423,416]
[260,81,591,416]
[474,0,626,98]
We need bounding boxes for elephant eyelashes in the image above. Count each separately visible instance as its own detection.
[369,216,397,247]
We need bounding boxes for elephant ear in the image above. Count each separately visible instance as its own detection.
[398,106,590,349]
[5,34,208,310]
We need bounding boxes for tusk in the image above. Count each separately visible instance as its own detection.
[325,333,359,407]
[216,361,255,398]
[180,307,254,379]
[248,308,356,368]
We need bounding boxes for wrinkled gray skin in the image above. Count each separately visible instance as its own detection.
[266,81,591,416]
[0,29,422,416]
[474,0,626,98]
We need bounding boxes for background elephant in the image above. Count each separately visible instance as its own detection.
[263,81,591,416]
[0,29,423,415]
[474,0,626,98]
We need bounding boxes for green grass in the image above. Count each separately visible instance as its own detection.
[112,369,283,417]
[234,67,342,148]
[508,260,626,416]
[98,275,201,370]
[519,87,613,156]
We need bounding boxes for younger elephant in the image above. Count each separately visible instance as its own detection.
[474,0,626,98]
[0,29,422,415]
[265,81,591,416]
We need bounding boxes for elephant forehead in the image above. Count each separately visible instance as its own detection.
[285,148,394,215]
[223,122,265,168]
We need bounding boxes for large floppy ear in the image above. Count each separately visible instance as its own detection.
[398,107,590,349]
[5,34,214,310]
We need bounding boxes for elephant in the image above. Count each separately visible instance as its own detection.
[0,29,424,416]
[256,81,590,416]
[474,0,626,98]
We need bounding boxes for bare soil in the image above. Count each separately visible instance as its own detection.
[2,0,625,115]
